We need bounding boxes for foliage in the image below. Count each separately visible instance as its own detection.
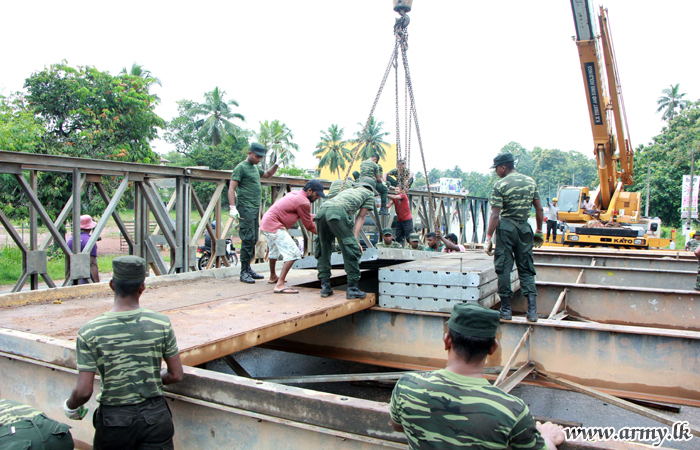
[631,101,700,226]
[0,94,45,152]
[186,87,245,146]
[277,166,312,179]
[313,124,352,178]
[351,116,390,160]
[254,120,298,167]
[24,61,163,163]
[657,84,690,122]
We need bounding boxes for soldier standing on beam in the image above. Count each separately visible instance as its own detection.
[360,154,390,215]
[315,177,378,299]
[228,142,280,284]
[485,153,544,322]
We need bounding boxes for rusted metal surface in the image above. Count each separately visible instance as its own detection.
[535,251,696,271]
[268,308,700,407]
[0,270,374,367]
[535,263,695,289]
[511,282,699,331]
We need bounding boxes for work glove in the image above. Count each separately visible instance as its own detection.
[229,205,239,221]
[485,235,495,256]
[63,399,88,420]
[533,232,544,248]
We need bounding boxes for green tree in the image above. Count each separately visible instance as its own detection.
[277,166,311,179]
[120,63,162,103]
[352,116,390,160]
[256,120,298,167]
[187,87,245,146]
[313,124,352,178]
[413,171,426,188]
[657,84,690,122]
[499,141,535,176]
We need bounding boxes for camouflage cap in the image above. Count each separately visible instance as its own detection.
[112,255,148,282]
[490,153,515,169]
[382,227,394,236]
[357,176,378,195]
[409,233,420,242]
[249,142,267,156]
[447,303,500,338]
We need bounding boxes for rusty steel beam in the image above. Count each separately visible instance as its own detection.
[535,252,696,271]
[512,282,699,331]
[535,264,694,289]
[268,308,700,407]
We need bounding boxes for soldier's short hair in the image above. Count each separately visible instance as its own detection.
[371,153,380,160]
[448,328,496,363]
[425,232,437,239]
[112,278,145,297]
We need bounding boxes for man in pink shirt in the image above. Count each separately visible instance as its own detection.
[439,232,466,253]
[260,180,325,293]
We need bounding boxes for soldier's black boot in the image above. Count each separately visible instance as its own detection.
[240,262,255,284]
[346,282,367,299]
[379,206,390,215]
[499,296,512,320]
[320,279,333,298]
[526,294,538,322]
[247,265,264,280]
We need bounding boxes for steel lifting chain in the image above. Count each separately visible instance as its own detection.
[339,38,400,193]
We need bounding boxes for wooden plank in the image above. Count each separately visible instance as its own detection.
[538,370,700,437]
[494,327,531,386]
[496,362,535,393]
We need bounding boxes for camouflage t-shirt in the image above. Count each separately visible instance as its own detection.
[328,179,355,199]
[390,370,546,450]
[490,173,540,221]
[377,241,402,248]
[687,239,700,252]
[231,160,265,209]
[411,244,427,251]
[76,308,179,406]
[360,159,382,179]
[321,185,375,216]
[0,399,42,426]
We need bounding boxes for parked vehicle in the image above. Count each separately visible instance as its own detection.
[196,237,238,270]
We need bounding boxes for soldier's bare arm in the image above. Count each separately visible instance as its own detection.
[533,198,544,232]
[390,418,404,432]
[90,256,99,283]
[354,208,370,239]
[262,163,279,178]
[66,371,96,409]
[161,354,184,385]
[487,207,501,238]
[228,180,239,206]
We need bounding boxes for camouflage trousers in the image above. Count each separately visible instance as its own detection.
[696,262,700,290]
[494,217,537,298]
[315,207,362,283]
[375,181,388,208]
[238,206,259,264]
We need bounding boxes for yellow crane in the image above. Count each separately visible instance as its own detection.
[556,0,668,249]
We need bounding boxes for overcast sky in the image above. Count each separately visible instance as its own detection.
[1,0,697,175]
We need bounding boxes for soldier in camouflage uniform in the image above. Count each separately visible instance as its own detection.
[0,398,73,449]
[692,235,700,291]
[390,303,565,450]
[685,231,700,252]
[408,233,426,251]
[64,256,184,450]
[377,228,402,248]
[360,154,390,215]
[315,177,378,299]
[485,153,544,322]
[327,178,355,199]
[384,159,414,189]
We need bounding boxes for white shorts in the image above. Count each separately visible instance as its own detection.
[262,228,302,262]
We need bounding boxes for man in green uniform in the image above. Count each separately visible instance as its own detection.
[328,178,354,199]
[64,256,184,450]
[390,303,565,450]
[360,154,389,215]
[228,142,280,283]
[377,227,402,248]
[315,177,378,299]
[384,158,413,190]
[485,153,544,322]
[685,231,700,252]
[0,396,73,449]
[408,233,426,251]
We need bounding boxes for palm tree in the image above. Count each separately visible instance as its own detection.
[657,84,690,122]
[351,116,390,160]
[314,124,352,178]
[186,87,245,146]
[256,120,299,167]
[120,63,162,103]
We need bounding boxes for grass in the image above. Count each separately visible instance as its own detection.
[0,245,118,286]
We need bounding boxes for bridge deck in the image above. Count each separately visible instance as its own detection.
[0,269,374,366]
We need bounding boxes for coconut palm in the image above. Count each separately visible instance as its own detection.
[186,87,245,146]
[351,116,390,160]
[256,120,299,167]
[314,124,352,178]
[657,84,690,122]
